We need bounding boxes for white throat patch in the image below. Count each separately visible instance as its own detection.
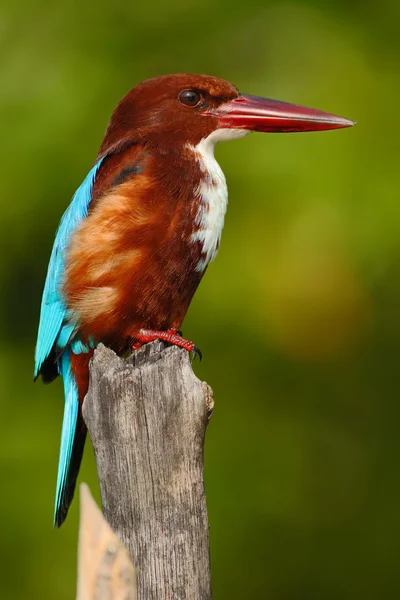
[188,128,248,272]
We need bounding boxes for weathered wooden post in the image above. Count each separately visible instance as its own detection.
[82,340,214,600]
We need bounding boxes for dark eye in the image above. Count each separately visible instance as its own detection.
[178,89,201,107]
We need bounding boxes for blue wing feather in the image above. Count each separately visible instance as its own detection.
[34,158,104,526]
[34,159,104,378]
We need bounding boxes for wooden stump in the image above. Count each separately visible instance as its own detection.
[83,341,214,600]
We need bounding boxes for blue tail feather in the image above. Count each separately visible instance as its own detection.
[54,350,86,527]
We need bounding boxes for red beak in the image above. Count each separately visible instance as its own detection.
[206,94,355,133]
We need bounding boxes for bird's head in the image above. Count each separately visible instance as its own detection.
[99,73,354,157]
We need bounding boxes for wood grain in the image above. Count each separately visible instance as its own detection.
[83,341,214,600]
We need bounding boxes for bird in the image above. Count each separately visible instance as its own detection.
[34,73,354,527]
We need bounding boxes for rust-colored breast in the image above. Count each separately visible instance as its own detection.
[64,146,205,353]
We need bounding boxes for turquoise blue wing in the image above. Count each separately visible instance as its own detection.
[34,159,104,378]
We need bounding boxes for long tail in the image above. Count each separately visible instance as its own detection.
[54,350,88,527]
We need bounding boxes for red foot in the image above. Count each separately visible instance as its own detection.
[132,329,202,360]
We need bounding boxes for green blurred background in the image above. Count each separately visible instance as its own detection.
[2,0,400,598]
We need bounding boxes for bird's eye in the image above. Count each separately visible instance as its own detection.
[178,89,202,107]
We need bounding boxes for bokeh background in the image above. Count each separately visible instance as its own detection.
[2,0,400,598]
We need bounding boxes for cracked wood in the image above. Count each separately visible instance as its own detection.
[83,340,214,600]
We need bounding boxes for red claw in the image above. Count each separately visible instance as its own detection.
[132,329,202,360]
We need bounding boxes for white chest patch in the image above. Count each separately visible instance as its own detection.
[188,128,248,272]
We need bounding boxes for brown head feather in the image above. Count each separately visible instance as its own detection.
[98,74,239,157]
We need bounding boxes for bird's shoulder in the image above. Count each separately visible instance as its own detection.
[91,144,150,206]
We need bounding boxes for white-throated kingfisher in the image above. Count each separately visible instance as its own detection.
[34,74,354,526]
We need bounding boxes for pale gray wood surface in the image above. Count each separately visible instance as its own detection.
[83,341,214,600]
[76,483,137,600]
